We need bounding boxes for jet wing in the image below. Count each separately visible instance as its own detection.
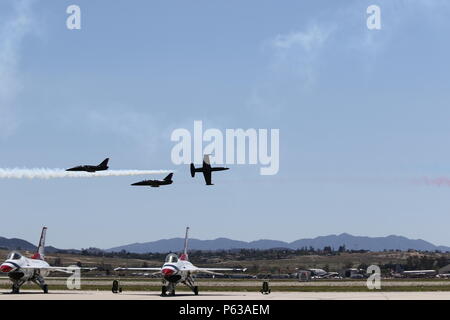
[114,267,162,271]
[190,267,247,275]
[203,154,211,165]
[195,267,247,272]
[202,155,212,170]
[202,170,212,185]
[20,266,97,274]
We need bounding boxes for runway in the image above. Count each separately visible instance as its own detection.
[2,290,450,300]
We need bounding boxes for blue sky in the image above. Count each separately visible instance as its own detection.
[1,0,450,249]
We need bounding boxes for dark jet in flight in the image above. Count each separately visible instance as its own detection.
[190,155,229,185]
[66,158,109,173]
[131,173,173,188]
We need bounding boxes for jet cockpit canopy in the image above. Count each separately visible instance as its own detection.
[7,252,22,260]
[165,253,178,263]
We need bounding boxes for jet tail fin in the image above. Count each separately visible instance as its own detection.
[203,154,211,165]
[190,164,196,177]
[180,227,190,261]
[32,227,47,260]
[99,158,109,168]
[164,173,173,181]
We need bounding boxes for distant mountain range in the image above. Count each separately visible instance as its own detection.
[106,233,450,253]
[0,236,37,252]
[0,236,60,253]
[1,233,449,254]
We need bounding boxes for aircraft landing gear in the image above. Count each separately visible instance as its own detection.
[161,286,175,296]
[11,279,25,294]
[185,277,198,296]
[33,275,48,294]
[11,284,20,294]
[193,286,199,296]
[161,281,176,297]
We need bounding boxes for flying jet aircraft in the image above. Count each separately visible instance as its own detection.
[115,227,246,296]
[0,227,95,294]
[131,173,173,188]
[190,155,229,185]
[66,158,109,172]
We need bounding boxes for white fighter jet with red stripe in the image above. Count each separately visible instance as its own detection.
[115,227,246,296]
[0,227,95,294]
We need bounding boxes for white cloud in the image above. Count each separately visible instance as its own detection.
[0,0,35,138]
[269,24,335,88]
[246,24,333,118]
[248,0,450,117]
[271,25,331,52]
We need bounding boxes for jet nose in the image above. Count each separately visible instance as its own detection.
[0,264,13,273]
[162,268,175,276]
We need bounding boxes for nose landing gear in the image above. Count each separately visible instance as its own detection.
[161,283,176,296]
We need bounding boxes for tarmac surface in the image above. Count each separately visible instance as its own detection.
[1,290,450,300]
[1,278,449,287]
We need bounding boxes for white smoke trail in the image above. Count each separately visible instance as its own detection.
[0,168,172,179]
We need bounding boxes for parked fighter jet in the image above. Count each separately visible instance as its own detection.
[66,158,109,172]
[131,173,173,188]
[0,227,95,293]
[190,155,229,185]
[115,227,246,296]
